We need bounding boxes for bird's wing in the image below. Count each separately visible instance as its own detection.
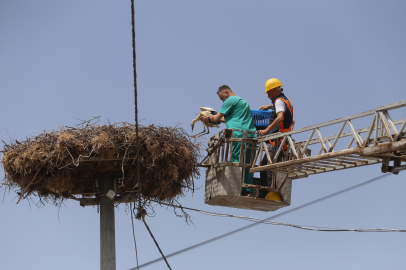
[200,107,215,111]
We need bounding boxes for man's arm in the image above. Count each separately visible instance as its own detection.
[257,111,284,136]
[259,105,274,110]
[201,113,224,123]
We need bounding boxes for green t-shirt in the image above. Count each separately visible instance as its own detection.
[219,96,257,135]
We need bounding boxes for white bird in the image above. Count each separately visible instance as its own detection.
[190,107,221,138]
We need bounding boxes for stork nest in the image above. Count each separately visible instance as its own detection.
[0,120,201,205]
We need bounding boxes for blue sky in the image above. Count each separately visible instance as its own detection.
[1,1,406,269]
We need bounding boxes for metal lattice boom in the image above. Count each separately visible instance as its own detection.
[202,100,406,180]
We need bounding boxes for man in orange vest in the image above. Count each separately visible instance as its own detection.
[256,78,294,197]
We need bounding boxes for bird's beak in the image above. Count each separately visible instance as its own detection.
[191,124,194,132]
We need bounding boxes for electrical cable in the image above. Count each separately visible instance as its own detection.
[130,0,141,209]
[130,1,172,269]
[130,173,391,269]
[130,1,142,268]
[142,217,173,270]
[130,202,140,270]
[176,204,405,232]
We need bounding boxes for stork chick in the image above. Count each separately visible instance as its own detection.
[190,107,221,138]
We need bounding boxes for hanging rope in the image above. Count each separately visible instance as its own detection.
[130,1,172,269]
[130,203,140,270]
[130,0,141,210]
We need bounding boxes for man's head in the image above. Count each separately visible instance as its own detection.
[217,85,234,102]
[264,78,283,100]
[266,86,283,100]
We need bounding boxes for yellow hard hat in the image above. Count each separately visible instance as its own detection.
[264,78,283,94]
[265,191,283,201]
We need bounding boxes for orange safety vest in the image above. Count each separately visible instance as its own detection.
[269,97,294,151]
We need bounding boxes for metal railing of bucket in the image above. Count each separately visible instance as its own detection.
[202,100,406,182]
[202,128,258,168]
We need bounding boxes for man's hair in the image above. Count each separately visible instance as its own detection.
[274,86,283,92]
[217,85,232,94]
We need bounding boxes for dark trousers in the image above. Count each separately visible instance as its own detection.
[259,144,284,197]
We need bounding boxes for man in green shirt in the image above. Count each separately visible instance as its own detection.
[201,85,258,196]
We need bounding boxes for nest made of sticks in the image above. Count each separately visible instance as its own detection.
[0,120,201,204]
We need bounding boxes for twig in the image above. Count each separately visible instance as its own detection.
[16,165,44,204]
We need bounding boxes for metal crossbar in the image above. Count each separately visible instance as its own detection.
[202,100,406,181]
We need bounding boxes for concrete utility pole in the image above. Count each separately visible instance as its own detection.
[99,176,116,270]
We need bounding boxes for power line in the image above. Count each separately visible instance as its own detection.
[130,1,143,269]
[130,205,140,270]
[182,206,405,232]
[130,203,140,270]
[142,217,173,270]
[130,0,172,268]
[154,197,405,232]
[130,0,141,205]
[130,173,390,269]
